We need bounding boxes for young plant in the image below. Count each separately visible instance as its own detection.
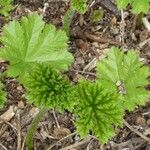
[96,47,150,111]
[0,0,14,17]
[24,64,74,111]
[0,13,73,79]
[63,0,88,35]
[24,64,74,150]
[116,0,150,14]
[90,9,104,23]
[0,13,74,149]
[71,0,88,14]
[73,79,123,143]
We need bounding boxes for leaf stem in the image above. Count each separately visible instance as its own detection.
[62,7,75,36]
[26,107,48,150]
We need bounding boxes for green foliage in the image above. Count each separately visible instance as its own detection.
[0,81,6,109]
[97,47,150,111]
[23,64,74,111]
[0,13,73,78]
[90,9,104,23]
[71,0,88,14]
[116,0,150,14]
[74,79,123,143]
[0,0,14,17]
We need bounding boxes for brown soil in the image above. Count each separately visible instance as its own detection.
[0,0,150,150]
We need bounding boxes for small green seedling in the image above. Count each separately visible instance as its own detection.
[63,0,88,35]
[90,9,104,23]
[0,0,14,17]
[71,0,88,14]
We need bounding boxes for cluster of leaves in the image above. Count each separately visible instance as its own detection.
[116,0,150,14]
[0,12,149,144]
[0,0,14,17]
[73,47,149,143]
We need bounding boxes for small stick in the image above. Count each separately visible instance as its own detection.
[142,17,150,31]
[123,119,150,143]
[120,9,126,48]
[0,118,17,135]
[21,136,26,150]
[0,143,8,150]
[71,69,96,77]
[86,139,94,150]
[47,132,76,150]
[17,114,22,150]
[52,109,60,128]
[60,137,91,150]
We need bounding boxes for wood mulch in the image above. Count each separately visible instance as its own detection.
[0,0,150,149]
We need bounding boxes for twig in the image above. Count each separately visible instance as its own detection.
[142,17,150,31]
[84,32,121,46]
[71,69,96,77]
[123,119,150,143]
[52,109,60,128]
[42,3,49,17]
[17,114,22,150]
[0,118,17,135]
[139,38,150,48]
[86,139,94,150]
[47,132,76,150]
[60,137,91,150]
[21,136,26,150]
[120,9,126,48]
[0,143,8,150]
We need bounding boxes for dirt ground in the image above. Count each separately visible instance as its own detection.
[0,0,150,150]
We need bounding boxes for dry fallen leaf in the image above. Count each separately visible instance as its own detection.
[0,106,15,122]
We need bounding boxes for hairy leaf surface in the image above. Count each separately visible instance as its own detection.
[0,13,73,78]
[23,64,74,111]
[97,47,150,111]
[74,80,123,143]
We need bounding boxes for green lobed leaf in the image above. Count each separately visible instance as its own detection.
[97,47,150,111]
[132,0,150,14]
[0,13,74,78]
[71,0,88,14]
[74,79,123,143]
[23,64,75,111]
[116,0,150,14]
